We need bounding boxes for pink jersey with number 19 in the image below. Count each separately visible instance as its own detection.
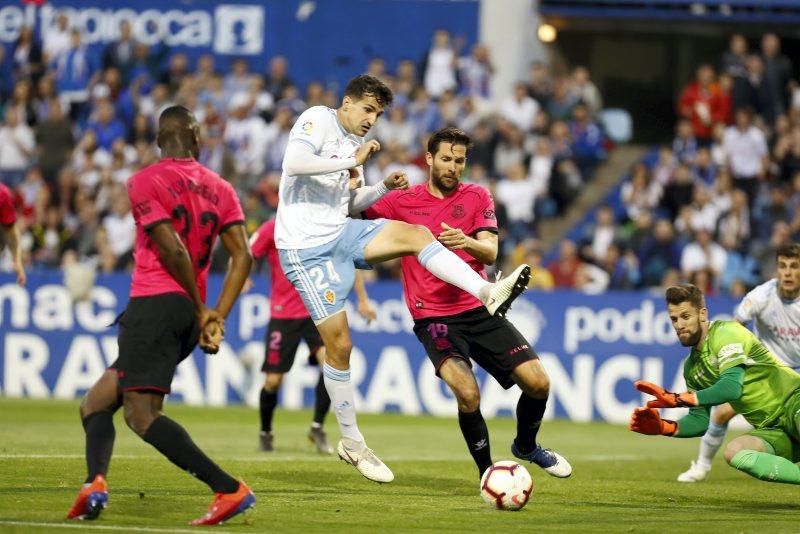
[365,182,498,321]
[127,158,244,300]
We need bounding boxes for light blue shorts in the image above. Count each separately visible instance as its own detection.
[279,218,387,323]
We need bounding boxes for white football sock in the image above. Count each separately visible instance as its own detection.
[417,241,491,299]
[322,363,364,444]
[697,420,728,469]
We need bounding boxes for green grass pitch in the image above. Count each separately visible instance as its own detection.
[0,398,797,533]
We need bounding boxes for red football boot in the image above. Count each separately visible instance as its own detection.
[190,481,255,526]
[66,474,108,520]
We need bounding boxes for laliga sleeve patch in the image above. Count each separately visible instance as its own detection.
[717,343,744,362]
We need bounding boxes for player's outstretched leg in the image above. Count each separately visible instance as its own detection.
[308,370,333,454]
[726,435,800,484]
[67,370,119,520]
[510,361,572,478]
[122,391,255,524]
[677,403,734,482]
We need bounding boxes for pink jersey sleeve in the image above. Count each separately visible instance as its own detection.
[0,184,15,226]
[127,175,171,229]
[472,187,498,235]
[364,191,397,220]
[250,220,275,260]
[219,181,245,231]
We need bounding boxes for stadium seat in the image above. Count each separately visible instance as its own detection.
[599,109,633,144]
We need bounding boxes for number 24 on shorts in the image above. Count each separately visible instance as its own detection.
[308,261,341,304]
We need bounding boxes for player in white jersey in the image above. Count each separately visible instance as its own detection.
[677,243,800,482]
[275,75,531,483]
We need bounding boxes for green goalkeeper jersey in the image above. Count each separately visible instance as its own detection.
[684,320,800,428]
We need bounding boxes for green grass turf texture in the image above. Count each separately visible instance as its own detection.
[0,398,797,533]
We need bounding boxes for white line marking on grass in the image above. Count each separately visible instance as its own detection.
[0,520,199,533]
[0,453,640,461]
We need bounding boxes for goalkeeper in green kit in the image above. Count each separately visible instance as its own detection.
[629,283,800,484]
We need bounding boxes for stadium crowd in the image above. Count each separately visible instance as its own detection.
[526,32,800,297]
[1,19,609,282]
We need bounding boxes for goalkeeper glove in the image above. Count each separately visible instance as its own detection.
[629,407,677,436]
[635,380,697,408]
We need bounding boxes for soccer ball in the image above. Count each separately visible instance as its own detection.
[480,460,533,511]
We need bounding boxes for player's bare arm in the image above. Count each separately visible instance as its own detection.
[353,270,376,324]
[438,224,498,265]
[207,224,253,351]
[148,222,220,352]
[1,222,25,286]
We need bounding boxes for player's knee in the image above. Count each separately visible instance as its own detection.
[327,337,352,363]
[264,374,283,392]
[123,405,157,437]
[455,386,481,412]
[724,440,747,465]
[408,224,435,249]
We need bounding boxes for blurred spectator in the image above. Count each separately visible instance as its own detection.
[761,33,793,125]
[692,147,717,186]
[496,162,538,249]
[263,56,293,101]
[661,163,694,220]
[13,27,43,86]
[160,53,190,96]
[9,79,37,127]
[458,43,493,99]
[86,100,127,151]
[719,234,758,292]
[722,34,750,112]
[672,119,698,164]
[527,62,553,110]
[34,99,73,184]
[680,228,727,281]
[43,13,71,64]
[621,162,661,222]
[724,107,768,207]
[101,187,135,270]
[0,106,35,187]
[102,20,137,84]
[638,219,682,288]
[224,58,255,101]
[514,240,554,291]
[224,93,269,184]
[52,29,98,123]
[548,240,583,289]
[678,64,725,143]
[423,29,458,98]
[582,205,621,263]
[372,105,417,152]
[568,66,602,117]
[600,242,639,290]
[674,184,720,234]
[547,77,578,121]
[568,101,605,176]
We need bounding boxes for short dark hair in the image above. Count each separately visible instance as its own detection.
[665,284,706,310]
[344,75,393,107]
[776,243,800,260]
[427,127,472,156]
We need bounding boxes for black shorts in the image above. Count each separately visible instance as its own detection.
[413,307,538,390]
[110,293,199,394]
[263,317,324,373]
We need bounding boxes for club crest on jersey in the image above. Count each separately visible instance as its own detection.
[452,204,465,219]
[302,121,314,134]
[324,289,336,305]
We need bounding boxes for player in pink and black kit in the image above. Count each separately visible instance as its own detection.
[365,128,572,480]
[66,106,256,526]
[250,218,332,454]
[0,182,25,285]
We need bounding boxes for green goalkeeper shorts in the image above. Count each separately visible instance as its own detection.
[747,389,800,462]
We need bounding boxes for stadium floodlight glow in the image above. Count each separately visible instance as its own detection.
[537,23,557,43]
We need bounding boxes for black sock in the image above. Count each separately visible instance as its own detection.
[313,373,331,426]
[82,411,115,484]
[143,415,239,494]
[514,393,547,455]
[259,388,278,433]
[458,409,492,477]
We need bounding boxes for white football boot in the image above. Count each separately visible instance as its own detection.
[337,438,394,483]
[677,461,710,482]
[481,264,531,318]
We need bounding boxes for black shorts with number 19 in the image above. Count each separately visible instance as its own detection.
[263,318,324,373]
[413,307,538,389]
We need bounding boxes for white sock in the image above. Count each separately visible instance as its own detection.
[697,421,728,469]
[417,241,491,299]
[322,363,364,444]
